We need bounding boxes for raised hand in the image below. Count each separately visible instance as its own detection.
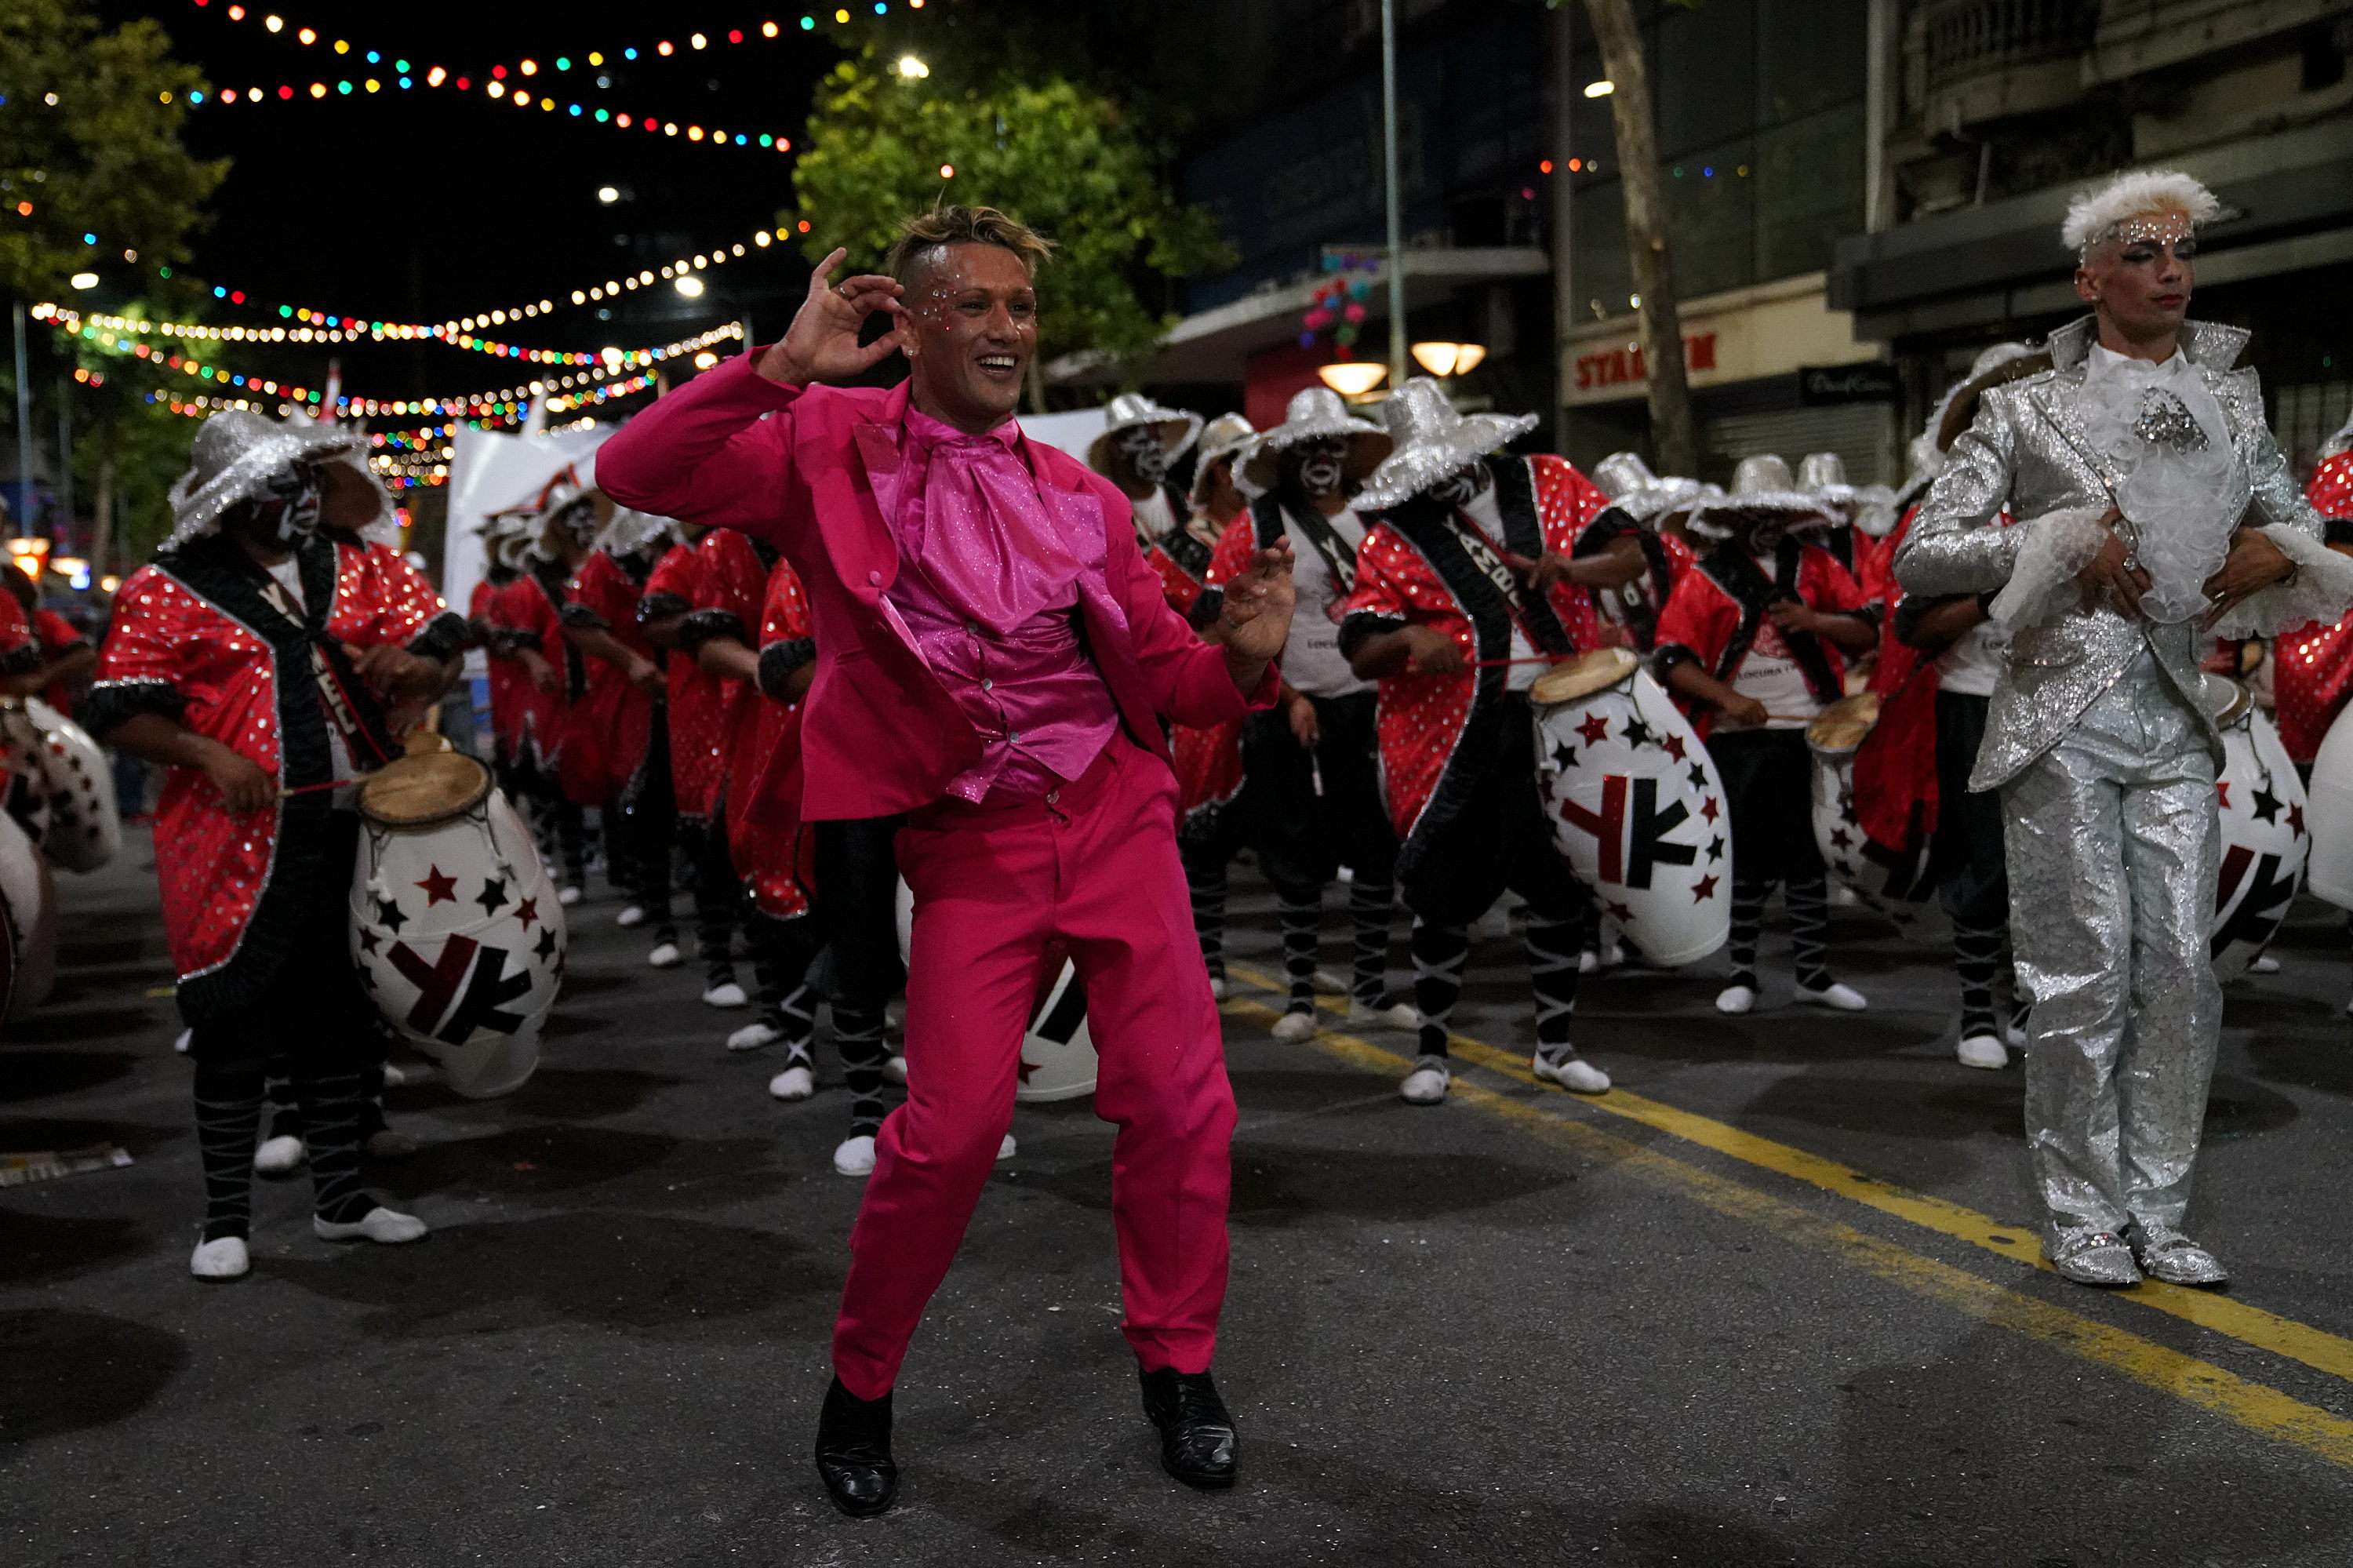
[756,249,908,388]
[1218,539,1298,666]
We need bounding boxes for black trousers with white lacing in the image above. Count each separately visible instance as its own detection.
[1707,727,1837,993]
[1397,695,1591,1062]
[1244,691,1402,1013]
[1933,691,2012,1036]
[187,812,388,1241]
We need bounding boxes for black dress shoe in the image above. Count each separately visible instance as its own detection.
[813,1377,897,1517]
[1139,1366,1237,1490]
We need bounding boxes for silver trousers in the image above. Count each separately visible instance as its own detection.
[2001,650,2222,1239]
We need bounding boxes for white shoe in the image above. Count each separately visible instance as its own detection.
[1311,968,1351,995]
[1797,981,1868,1011]
[997,1133,1017,1161]
[2249,953,2281,975]
[702,980,749,1008]
[728,1020,783,1053]
[557,886,584,907]
[1956,1032,2009,1070]
[1399,1059,1451,1105]
[769,1064,816,1101]
[1532,1053,1610,1093]
[1346,999,1420,1032]
[253,1133,306,1176]
[646,940,683,969]
[882,1053,908,1086]
[1715,984,1756,1015]
[312,1206,428,1244]
[833,1135,877,1177]
[616,904,646,929]
[1578,944,1625,974]
[1271,1008,1319,1041]
[190,1235,249,1279]
[2002,1010,2031,1048]
[1208,976,1227,1001]
[378,1060,435,1089]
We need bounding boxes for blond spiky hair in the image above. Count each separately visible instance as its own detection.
[2061,169,2222,254]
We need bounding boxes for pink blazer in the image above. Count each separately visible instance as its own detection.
[596,349,1275,820]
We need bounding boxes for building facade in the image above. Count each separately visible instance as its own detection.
[1832,0,2353,478]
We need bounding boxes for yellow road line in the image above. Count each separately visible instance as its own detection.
[1226,963,2353,1391]
[1221,989,2353,1474]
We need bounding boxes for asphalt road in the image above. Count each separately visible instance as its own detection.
[8,828,2353,1567]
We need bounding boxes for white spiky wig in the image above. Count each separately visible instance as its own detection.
[2061,169,2222,256]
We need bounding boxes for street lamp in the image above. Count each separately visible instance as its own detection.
[1410,342,1488,378]
[674,275,706,299]
[1317,362,1389,398]
[68,272,97,289]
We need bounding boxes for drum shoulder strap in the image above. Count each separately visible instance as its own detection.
[1380,500,1510,708]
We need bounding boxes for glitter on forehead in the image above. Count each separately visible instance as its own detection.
[2095,209,2195,251]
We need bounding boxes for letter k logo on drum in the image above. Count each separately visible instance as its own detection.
[388,935,535,1044]
[1558,775,1699,889]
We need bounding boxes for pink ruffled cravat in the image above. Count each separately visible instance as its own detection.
[885,409,1120,802]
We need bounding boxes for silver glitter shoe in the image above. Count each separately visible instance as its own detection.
[2046,1228,2142,1286]
[2124,1222,2229,1286]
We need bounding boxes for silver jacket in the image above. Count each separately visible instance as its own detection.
[1893,316,2328,791]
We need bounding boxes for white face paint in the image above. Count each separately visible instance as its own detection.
[1294,437,1347,500]
[249,462,323,544]
[1431,460,1489,509]
[1116,424,1169,483]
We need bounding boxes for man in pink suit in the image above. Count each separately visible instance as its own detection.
[597,205,1296,1515]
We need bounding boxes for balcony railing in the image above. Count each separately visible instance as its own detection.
[1920,0,2100,90]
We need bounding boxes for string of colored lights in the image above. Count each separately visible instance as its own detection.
[35,302,740,371]
[49,307,738,423]
[181,2,831,152]
[184,0,936,94]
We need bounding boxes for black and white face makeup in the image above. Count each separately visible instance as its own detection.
[1292,435,1348,500]
[555,499,598,548]
[1431,460,1490,509]
[248,461,323,545]
[1115,424,1170,485]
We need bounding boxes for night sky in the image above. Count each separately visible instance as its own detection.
[95,0,871,413]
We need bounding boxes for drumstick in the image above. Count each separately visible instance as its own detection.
[279,773,377,798]
[1471,656,1565,668]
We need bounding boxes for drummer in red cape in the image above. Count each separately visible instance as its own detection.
[1339,376,1643,1106]
[2271,409,2353,765]
[595,204,1296,1513]
[1653,457,1878,1017]
[82,410,464,1282]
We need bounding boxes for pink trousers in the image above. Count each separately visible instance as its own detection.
[831,737,1237,1399]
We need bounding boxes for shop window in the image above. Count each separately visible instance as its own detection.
[1753,103,1866,282]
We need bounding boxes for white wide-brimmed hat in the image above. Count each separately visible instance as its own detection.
[1187,412,1258,507]
[1351,377,1536,512]
[1686,454,1838,540]
[165,409,368,548]
[1241,386,1393,494]
[1796,451,1900,539]
[1087,393,1204,477]
[1591,450,1705,529]
[596,505,680,558]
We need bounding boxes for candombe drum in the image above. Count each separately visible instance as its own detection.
[0,702,52,849]
[348,750,563,1097]
[1534,647,1729,966]
[1808,693,1937,926]
[0,808,56,1024]
[2303,695,2353,910]
[2205,673,2308,980]
[895,876,1097,1102]
[20,698,119,872]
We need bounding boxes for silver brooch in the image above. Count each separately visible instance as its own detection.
[2134,387,2209,452]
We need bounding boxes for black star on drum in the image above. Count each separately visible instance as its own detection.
[475,877,510,915]
[374,897,407,933]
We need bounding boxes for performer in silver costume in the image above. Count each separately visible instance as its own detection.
[1897,169,2353,1288]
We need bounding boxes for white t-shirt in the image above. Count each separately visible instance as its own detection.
[1282,504,1372,699]
[1458,486,1544,693]
[264,555,356,785]
[1934,619,2002,698]
[1130,487,1178,551]
[1715,550,1820,730]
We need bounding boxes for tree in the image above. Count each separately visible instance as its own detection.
[0,0,227,302]
[788,48,1231,403]
[1579,0,1698,477]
